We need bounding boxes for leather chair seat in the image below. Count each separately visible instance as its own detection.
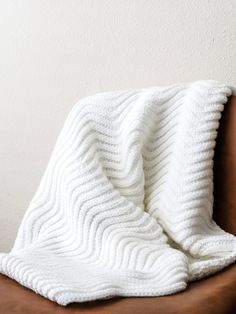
[0,264,235,314]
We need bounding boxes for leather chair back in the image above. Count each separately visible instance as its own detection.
[214,96,236,235]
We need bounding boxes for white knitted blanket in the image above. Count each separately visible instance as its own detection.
[0,81,236,305]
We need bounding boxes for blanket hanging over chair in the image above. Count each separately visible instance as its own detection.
[0,80,236,305]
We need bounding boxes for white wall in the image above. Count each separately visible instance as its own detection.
[0,0,235,251]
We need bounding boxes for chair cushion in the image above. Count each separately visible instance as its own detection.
[0,264,235,314]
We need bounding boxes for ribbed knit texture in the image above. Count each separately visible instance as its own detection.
[0,81,236,305]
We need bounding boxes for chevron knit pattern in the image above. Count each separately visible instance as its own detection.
[0,81,236,305]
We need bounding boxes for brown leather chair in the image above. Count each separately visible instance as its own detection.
[0,97,235,314]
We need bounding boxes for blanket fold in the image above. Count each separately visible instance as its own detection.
[0,80,236,305]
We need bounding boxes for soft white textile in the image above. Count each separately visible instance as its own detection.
[1,81,236,305]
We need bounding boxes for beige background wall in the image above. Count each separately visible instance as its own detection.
[0,0,235,251]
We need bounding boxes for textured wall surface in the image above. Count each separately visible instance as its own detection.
[0,0,235,251]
